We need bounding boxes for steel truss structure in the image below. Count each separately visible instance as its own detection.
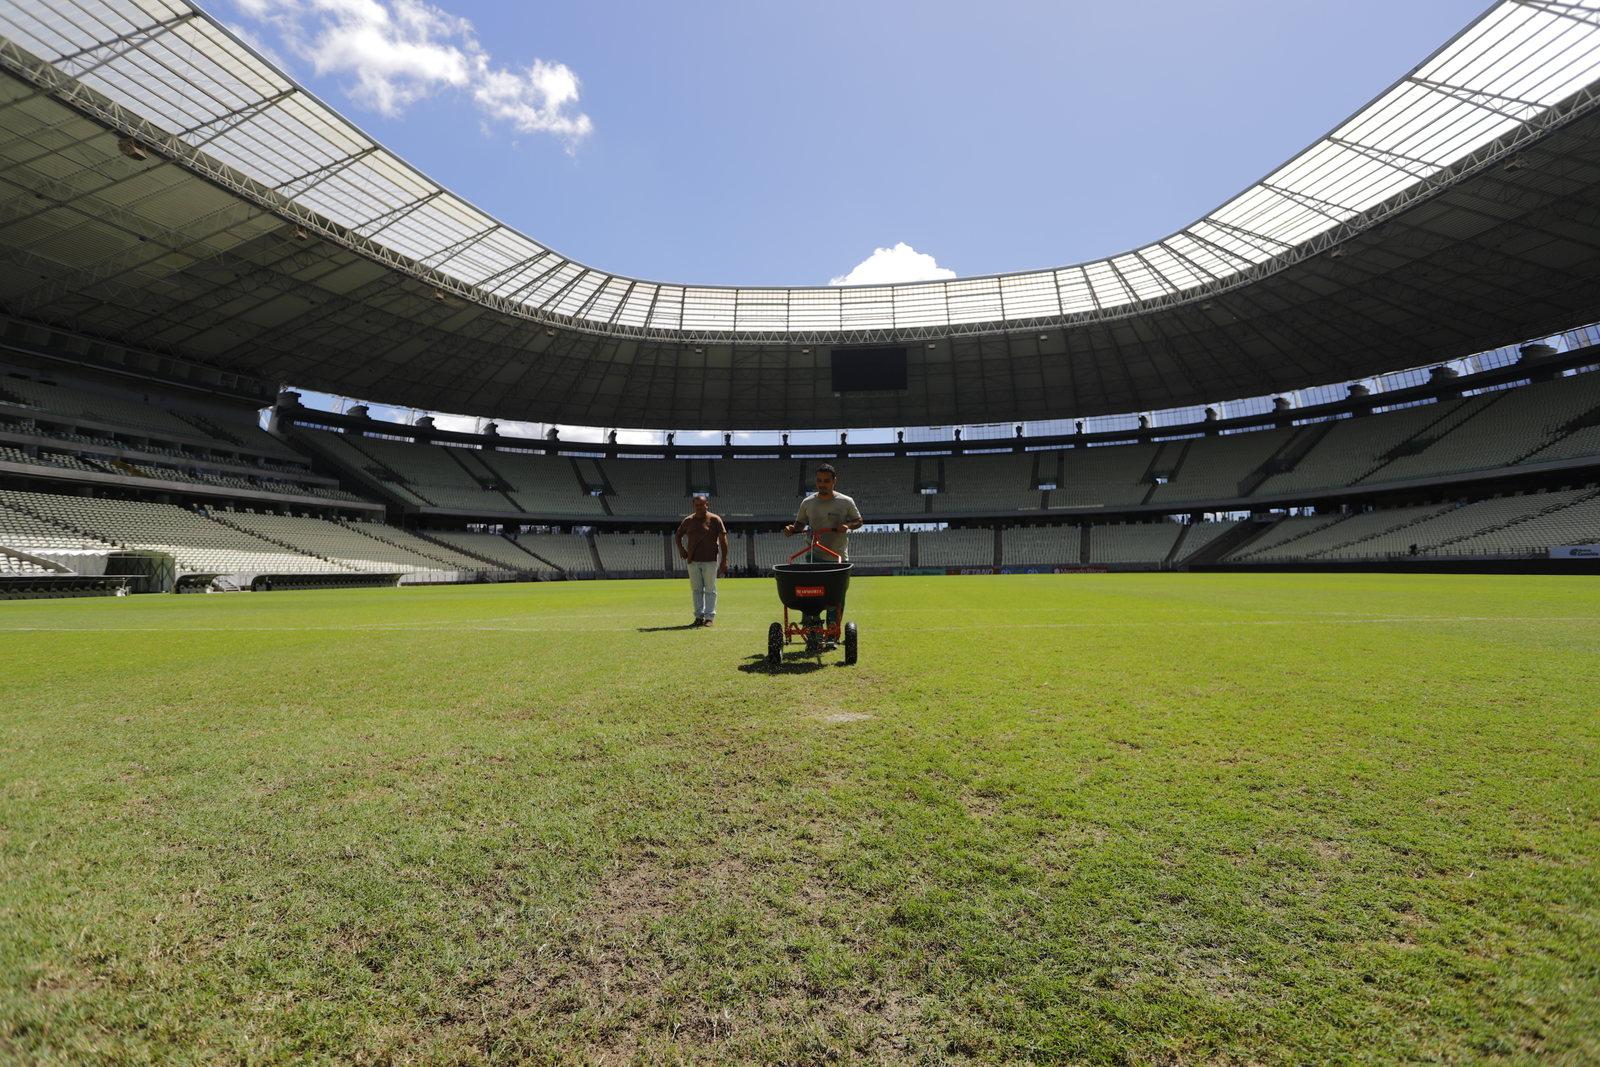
[4,0,1600,428]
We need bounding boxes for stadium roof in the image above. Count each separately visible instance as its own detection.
[4,0,1600,428]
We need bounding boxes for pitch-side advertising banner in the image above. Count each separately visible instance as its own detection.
[1549,544,1600,559]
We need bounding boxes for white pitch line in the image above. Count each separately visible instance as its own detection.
[0,616,1595,634]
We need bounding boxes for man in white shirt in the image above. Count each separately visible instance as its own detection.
[784,464,863,642]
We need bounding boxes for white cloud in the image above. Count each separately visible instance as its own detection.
[829,242,955,286]
[232,0,592,148]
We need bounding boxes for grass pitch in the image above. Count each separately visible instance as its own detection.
[1,573,1597,1063]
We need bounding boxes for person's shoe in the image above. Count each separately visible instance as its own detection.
[702,617,715,627]
[691,617,705,627]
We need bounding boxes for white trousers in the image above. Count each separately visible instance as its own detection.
[687,560,719,619]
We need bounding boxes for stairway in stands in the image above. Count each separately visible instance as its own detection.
[1356,393,1504,484]
[208,513,350,570]
[1238,421,1334,497]
[1182,519,1274,566]
[340,435,437,506]
[334,519,459,568]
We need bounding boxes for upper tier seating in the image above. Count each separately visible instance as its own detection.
[1254,402,1474,496]
[1148,428,1292,504]
[471,450,608,518]
[1365,372,1600,484]
[1051,443,1158,509]
[940,453,1041,514]
[601,459,692,518]
[709,459,805,520]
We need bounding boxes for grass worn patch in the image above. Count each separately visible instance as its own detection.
[1,573,1597,1063]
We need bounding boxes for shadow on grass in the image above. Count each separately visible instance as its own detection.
[636,623,702,632]
[737,652,835,674]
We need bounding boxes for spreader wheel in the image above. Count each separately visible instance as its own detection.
[767,622,783,666]
[843,621,858,665]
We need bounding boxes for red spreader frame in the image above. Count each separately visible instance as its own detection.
[783,538,843,644]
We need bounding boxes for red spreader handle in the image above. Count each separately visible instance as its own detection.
[788,536,843,562]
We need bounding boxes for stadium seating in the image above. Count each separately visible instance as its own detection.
[421,530,554,574]
[1171,519,1242,562]
[472,450,608,518]
[1440,490,1600,556]
[1320,490,1594,560]
[1148,427,1292,503]
[214,512,483,573]
[1051,443,1158,508]
[1261,503,1451,560]
[0,489,341,575]
[594,532,667,574]
[1365,372,1600,484]
[1086,521,1183,566]
[1231,514,1348,562]
[710,459,805,520]
[602,458,693,517]
[0,501,117,556]
[917,529,995,568]
[1002,525,1082,566]
[1254,402,1470,496]
[940,453,1041,514]
[513,532,601,575]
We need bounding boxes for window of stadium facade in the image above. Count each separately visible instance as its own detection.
[281,325,1600,449]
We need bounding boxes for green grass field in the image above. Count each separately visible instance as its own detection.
[2,573,1597,1063]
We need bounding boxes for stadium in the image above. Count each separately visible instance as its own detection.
[2,0,1598,1060]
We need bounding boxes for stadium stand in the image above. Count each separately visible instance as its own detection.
[512,532,601,576]
[917,529,995,568]
[1318,489,1597,560]
[940,453,1041,515]
[421,531,554,574]
[0,489,341,575]
[1148,427,1293,504]
[1170,520,1243,563]
[603,459,693,518]
[834,458,927,518]
[1231,514,1349,563]
[709,460,804,520]
[1086,522,1184,566]
[1002,525,1082,567]
[1051,444,1159,509]
[595,532,667,574]
[1363,372,1600,485]
[1440,489,1600,557]
[471,450,609,519]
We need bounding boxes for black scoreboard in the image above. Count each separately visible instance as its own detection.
[829,345,908,393]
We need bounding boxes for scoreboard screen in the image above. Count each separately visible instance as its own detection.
[829,345,908,393]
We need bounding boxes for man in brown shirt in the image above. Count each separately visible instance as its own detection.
[675,493,729,626]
